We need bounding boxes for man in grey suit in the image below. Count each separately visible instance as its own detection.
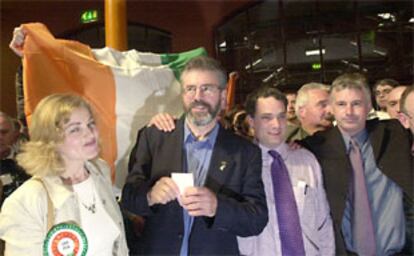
[121,56,268,255]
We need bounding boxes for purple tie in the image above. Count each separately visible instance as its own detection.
[349,139,376,255]
[269,150,305,256]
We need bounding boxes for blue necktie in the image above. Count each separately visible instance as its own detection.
[269,150,305,256]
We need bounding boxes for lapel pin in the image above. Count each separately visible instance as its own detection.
[219,161,227,171]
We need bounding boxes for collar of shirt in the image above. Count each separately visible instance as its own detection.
[183,121,219,148]
[339,128,369,153]
[258,142,289,164]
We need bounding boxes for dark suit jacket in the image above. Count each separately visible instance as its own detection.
[122,117,268,255]
[301,119,413,254]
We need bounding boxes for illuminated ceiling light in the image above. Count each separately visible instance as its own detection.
[377,13,396,22]
[409,18,414,23]
[305,49,325,56]
[245,58,262,69]
[254,44,260,50]
[378,13,391,19]
[373,49,387,56]
[219,41,226,48]
[262,73,275,83]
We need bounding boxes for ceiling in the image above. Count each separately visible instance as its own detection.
[215,0,413,96]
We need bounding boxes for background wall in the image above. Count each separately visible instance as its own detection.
[0,0,252,117]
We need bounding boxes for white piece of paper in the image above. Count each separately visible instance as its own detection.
[171,172,194,195]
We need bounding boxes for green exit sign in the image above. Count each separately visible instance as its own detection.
[81,10,98,24]
[312,63,322,70]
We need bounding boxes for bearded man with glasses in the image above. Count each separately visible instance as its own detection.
[122,56,268,255]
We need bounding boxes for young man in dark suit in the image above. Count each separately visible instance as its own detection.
[121,56,268,255]
[301,73,413,255]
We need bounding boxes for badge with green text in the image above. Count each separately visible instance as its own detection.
[43,223,88,256]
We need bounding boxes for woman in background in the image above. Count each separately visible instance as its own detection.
[0,94,128,255]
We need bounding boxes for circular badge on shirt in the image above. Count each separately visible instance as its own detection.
[43,223,88,256]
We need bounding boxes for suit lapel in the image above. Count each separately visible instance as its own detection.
[366,119,386,163]
[168,116,185,173]
[204,126,235,193]
[323,127,352,220]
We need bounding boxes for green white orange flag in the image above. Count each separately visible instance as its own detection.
[21,23,206,186]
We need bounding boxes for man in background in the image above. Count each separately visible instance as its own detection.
[372,78,399,118]
[286,82,333,142]
[398,85,414,151]
[283,90,300,127]
[0,112,29,206]
[387,85,408,119]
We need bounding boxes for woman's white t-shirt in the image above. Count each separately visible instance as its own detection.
[73,176,120,256]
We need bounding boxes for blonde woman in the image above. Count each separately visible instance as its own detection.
[0,94,128,255]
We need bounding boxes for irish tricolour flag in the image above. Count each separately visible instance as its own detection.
[21,23,206,186]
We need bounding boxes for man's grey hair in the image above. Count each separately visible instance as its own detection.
[180,56,228,89]
[330,73,372,106]
[295,82,330,114]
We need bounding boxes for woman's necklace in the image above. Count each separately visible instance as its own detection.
[74,175,97,214]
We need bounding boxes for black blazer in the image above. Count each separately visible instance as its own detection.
[122,116,268,255]
[301,119,413,254]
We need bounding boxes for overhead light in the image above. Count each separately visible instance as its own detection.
[219,41,226,48]
[305,49,325,56]
[373,49,387,56]
[262,72,275,83]
[409,18,414,23]
[254,44,260,50]
[377,13,396,22]
[245,58,262,70]
[341,60,360,69]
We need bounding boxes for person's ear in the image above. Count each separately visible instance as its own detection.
[398,112,410,129]
[298,106,306,119]
[247,115,254,128]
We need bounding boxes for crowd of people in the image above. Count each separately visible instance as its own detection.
[0,26,413,256]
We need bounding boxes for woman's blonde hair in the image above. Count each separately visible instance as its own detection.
[17,94,94,177]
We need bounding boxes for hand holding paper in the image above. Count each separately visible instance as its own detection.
[171,172,194,195]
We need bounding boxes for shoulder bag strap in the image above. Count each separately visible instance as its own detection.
[32,177,54,231]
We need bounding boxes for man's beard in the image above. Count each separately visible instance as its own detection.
[185,99,221,127]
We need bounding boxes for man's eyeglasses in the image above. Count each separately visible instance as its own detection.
[183,84,221,97]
